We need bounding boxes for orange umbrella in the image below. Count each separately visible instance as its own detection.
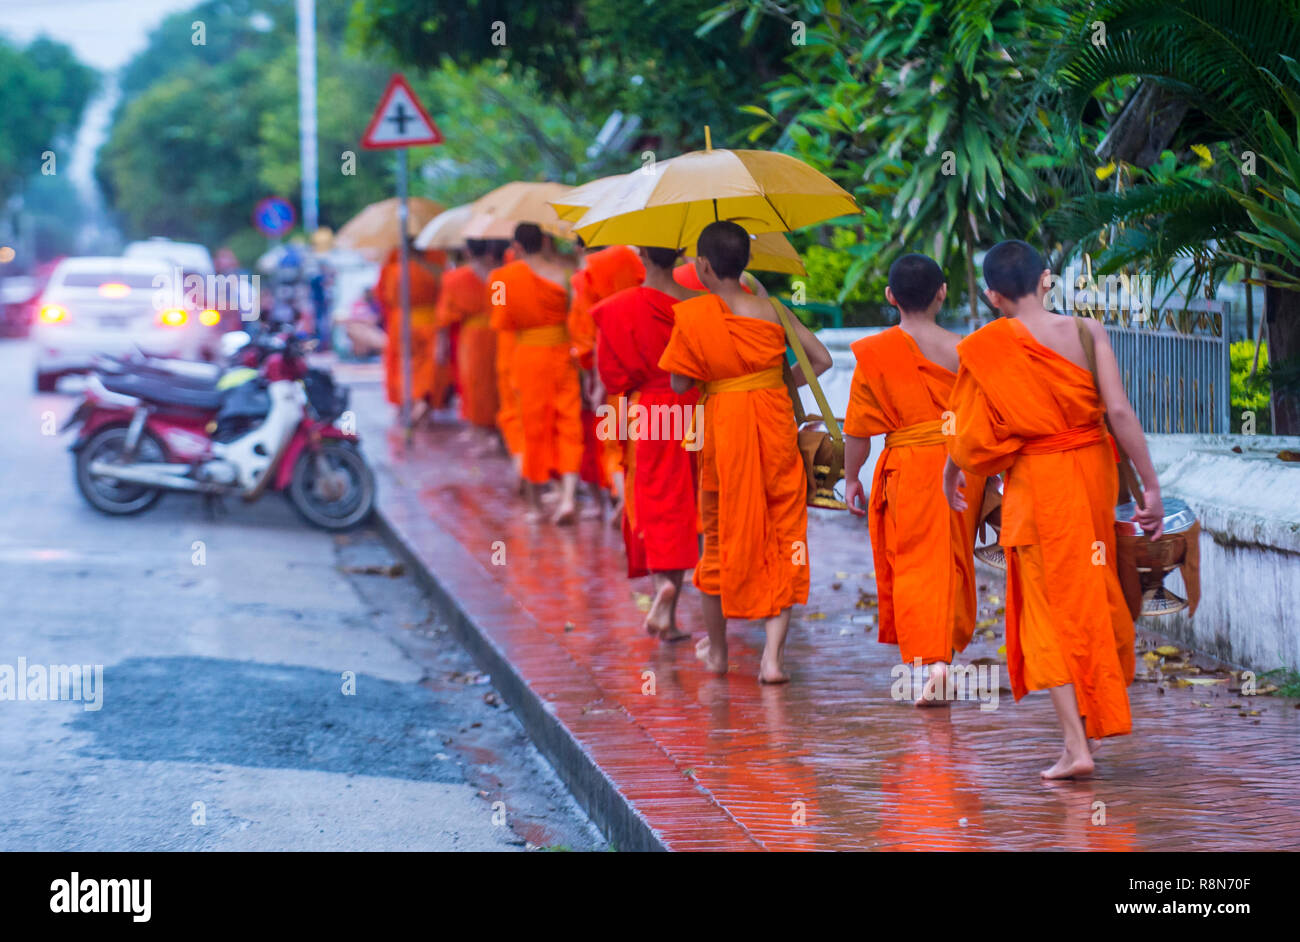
[335,197,444,261]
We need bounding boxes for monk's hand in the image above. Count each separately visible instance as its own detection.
[943,460,968,512]
[1135,487,1164,540]
[845,479,867,517]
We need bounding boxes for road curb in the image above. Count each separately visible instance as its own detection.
[372,508,668,853]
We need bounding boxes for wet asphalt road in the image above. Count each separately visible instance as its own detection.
[0,339,602,851]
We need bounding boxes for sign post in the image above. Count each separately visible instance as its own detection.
[361,74,444,437]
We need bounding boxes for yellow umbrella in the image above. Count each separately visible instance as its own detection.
[414,203,475,251]
[561,138,859,249]
[335,197,444,260]
[461,181,574,241]
[732,230,805,275]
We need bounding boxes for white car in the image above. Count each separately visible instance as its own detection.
[32,256,223,392]
[124,238,215,275]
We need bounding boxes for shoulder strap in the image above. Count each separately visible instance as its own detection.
[1074,317,1143,509]
[772,299,842,445]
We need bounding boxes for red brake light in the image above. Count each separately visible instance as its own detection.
[39,304,68,324]
[158,308,188,327]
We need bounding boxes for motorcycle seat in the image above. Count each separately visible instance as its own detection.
[99,372,226,411]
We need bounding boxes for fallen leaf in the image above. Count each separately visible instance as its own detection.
[1154,645,1181,657]
[1278,450,1300,462]
[835,571,849,580]
[483,692,501,707]
[1142,651,1161,663]
[806,612,827,621]
[830,582,843,590]
[987,595,1001,605]
[996,644,1007,657]
[975,618,999,629]
[633,593,652,612]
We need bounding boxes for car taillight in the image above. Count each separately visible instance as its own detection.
[199,309,221,327]
[39,304,68,324]
[157,308,188,327]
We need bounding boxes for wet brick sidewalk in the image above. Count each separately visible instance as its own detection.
[344,368,1300,851]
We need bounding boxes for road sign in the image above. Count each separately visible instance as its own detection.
[253,196,296,237]
[361,74,443,150]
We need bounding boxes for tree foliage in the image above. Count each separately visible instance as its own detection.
[0,35,96,208]
[346,0,793,154]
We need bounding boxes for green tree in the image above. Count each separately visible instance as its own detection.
[1051,0,1300,431]
[712,0,1084,320]
[0,35,96,208]
[347,0,792,155]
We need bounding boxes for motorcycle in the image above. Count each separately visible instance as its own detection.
[63,329,375,530]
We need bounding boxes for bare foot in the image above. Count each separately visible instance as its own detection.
[658,625,690,642]
[695,636,727,675]
[1041,751,1095,780]
[758,657,790,685]
[609,497,624,527]
[644,582,677,636]
[915,663,952,708]
[551,501,576,526]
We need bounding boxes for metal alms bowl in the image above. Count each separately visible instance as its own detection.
[1116,496,1196,537]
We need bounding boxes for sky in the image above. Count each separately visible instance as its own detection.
[0,0,201,71]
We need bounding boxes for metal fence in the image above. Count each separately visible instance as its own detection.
[1101,300,1230,435]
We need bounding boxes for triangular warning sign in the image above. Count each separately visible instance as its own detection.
[361,74,443,149]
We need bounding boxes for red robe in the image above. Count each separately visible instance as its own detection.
[593,286,700,577]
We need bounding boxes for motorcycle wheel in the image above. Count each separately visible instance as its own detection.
[286,439,375,530]
[74,425,167,516]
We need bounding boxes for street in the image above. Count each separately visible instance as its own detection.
[0,339,601,851]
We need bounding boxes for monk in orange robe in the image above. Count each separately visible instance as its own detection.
[438,239,503,450]
[377,243,450,422]
[659,221,833,683]
[570,242,645,516]
[844,254,986,705]
[489,223,582,524]
[593,246,700,641]
[943,240,1164,779]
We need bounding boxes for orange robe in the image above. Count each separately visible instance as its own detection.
[659,295,808,619]
[593,286,700,577]
[437,265,497,428]
[377,248,451,408]
[948,316,1135,739]
[570,246,645,488]
[846,327,985,665]
[489,260,583,483]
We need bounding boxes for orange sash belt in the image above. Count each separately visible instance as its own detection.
[700,365,784,395]
[463,313,490,329]
[884,418,946,449]
[684,365,785,449]
[1020,423,1106,455]
[515,324,569,347]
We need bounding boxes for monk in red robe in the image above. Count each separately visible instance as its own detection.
[489,223,582,523]
[660,222,833,683]
[377,243,449,422]
[570,242,645,515]
[943,240,1164,779]
[593,246,700,640]
[438,239,504,451]
[844,254,986,705]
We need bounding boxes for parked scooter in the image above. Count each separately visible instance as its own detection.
[63,329,374,530]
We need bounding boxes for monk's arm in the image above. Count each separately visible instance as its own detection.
[1090,321,1163,532]
[787,316,833,386]
[843,434,871,516]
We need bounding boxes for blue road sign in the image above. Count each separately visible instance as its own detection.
[253,197,297,237]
